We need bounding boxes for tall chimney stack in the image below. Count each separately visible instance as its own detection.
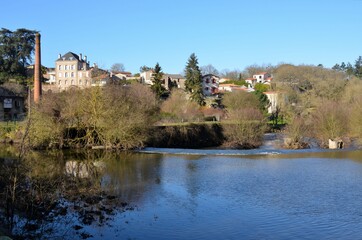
[34,32,42,103]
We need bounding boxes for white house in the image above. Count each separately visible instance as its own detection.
[140,70,154,85]
[253,72,271,83]
[202,74,219,96]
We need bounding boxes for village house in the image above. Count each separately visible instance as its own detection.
[245,72,273,87]
[55,52,93,90]
[0,87,25,121]
[140,69,186,90]
[202,74,219,96]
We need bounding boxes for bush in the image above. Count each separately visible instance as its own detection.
[26,84,158,150]
[160,89,203,122]
[311,101,349,147]
[222,108,267,148]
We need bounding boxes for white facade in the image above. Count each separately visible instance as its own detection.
[140,70,154,85]
[252,72,272,84]
[55,52,92,90]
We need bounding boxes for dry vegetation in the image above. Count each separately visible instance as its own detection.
[26,83,158,150]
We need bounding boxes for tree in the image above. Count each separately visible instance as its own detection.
[150,62,166,99]
[161,89,203,122]
[201,64,219,76]
[354,56,362,79]
[184,53,205,106]
[222,91,267,148]
[332,64,341,71]
[0,28,37,83]
[110,63,125,72]
[140,65,152,72]
[254,83,269,92]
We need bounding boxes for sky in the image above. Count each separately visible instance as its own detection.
[1,0,362,74]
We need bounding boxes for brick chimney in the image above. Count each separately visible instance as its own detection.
[34,32,42,103]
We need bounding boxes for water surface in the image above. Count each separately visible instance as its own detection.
[1,147,362,239]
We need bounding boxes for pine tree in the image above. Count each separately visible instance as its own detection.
[354,56,362,79]
[184,53,205,106]
[151,62,165,99]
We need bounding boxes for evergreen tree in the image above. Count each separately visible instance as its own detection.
[184,53,205,106]
[0,28,37,83]
[354,56,362,79]
[332,64,341,71]
[340,62,346,71]
[150,62,165,99]
[346,62,354,77]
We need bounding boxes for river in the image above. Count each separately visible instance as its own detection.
[1,141,362,239]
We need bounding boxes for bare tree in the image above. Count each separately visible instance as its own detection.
[200,64,219,76]
[110,63,125,73]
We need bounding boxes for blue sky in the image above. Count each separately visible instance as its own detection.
[2,0,362,74]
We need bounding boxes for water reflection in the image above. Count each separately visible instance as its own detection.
[1,148,362,239]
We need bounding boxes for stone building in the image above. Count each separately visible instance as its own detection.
[55,52,93,90]
[0,87,25,121]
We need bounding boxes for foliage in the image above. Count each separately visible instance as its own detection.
[150,62,166,99]
[110,63,125,72]
[333,56,362,79]
[222,91,261,111]
[220,69,245,81]
[349,94,362,142]
[26,84,158,149]
[222,79,247,86]
[0,28,37,84]
[283,116,310,149]
[160,89,203,122]
[254,83,269,92]
[222,91,267,148]
[274,64,347,118]
[222,108,266,148]
[139,65,152,72]
[311,101,349,146]
[184,53,205,106]
[200,64,219,76]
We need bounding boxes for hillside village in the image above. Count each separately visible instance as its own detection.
[1,30,362,151]
[0,49,279,122]
[35,51,278,112]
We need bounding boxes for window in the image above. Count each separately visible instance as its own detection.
[212,78,216,84]
[65,72,68,77]
[71,65,75,70]
[65,65,68,70]
[58,65,62,70]
[205,87,209,91]
[205,78,210,84]
[59,80,61,85]
[79,80,82,85]
[71,72,74,77]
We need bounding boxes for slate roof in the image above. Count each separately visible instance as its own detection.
[56,52,83,62]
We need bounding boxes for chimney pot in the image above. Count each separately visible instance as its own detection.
[79,53,82,61]
[58,54,61,59]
